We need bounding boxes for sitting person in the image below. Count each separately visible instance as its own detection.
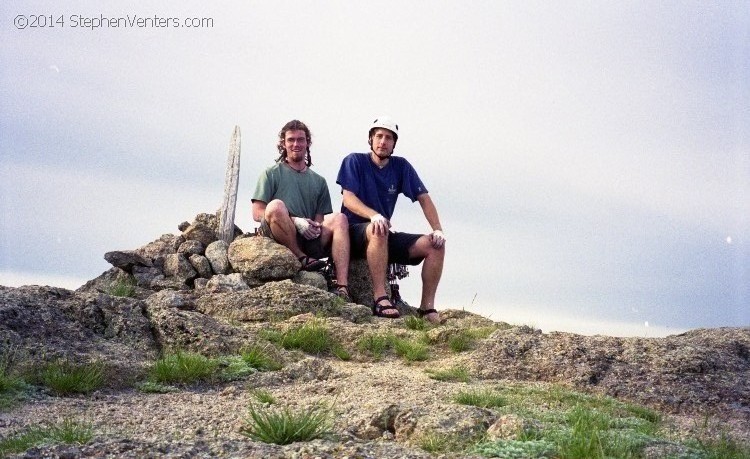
[336,116,446,323]
[252,119,351,301]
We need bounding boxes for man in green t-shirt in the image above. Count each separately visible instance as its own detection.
[251,120,351,301]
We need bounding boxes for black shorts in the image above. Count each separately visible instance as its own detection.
[349,222,424,265]
[258,219,329,260]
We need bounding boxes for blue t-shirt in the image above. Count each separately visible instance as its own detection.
[336,153,428,225]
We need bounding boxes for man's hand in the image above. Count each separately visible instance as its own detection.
[370,213,391,236]
[293,217,321,240]
[429,230,446,249]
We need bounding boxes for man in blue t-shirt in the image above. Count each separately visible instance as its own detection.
[336,116,446,323]
[252,120,351,301]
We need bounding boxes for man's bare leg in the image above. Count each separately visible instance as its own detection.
[265,200,305,258]
[367,226,399,317]
[321,213,350,289]
[409,235,445,324]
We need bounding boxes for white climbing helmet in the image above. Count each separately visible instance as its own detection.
[369,116,399,141]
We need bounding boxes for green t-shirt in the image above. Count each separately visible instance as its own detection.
[252,162,333,219]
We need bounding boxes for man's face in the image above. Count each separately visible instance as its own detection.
[284,129,308,163]
[370,128,395,158]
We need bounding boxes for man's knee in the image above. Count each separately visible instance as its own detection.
[265,199,288,220]
[365,225,388,244]
[332,212,348,232]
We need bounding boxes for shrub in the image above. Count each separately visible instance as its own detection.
[241,402,333,445]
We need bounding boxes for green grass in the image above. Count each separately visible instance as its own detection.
[278,319,348,359]
[251,389,275,405]
[0,418,93,456]
[240,345,283,371]
[241,402,333,445]
[393,337,429,362]
[404,315,429,331]
[147,351,218,385]
[356,332,395,360]
[419,431,481,455]
[107,277,136,297]
[40,360,106,395]
[460,384,676,458]
[454,388,508,408]
[136,381,179,393]
[448,330,476,352]
[426,365,471,382]
[0,365,27,410]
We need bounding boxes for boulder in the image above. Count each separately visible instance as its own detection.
[189,254,213,279]
[292,271,328,291]
[347,258,391,307]
[178,240,205,257]
[103,250,152,271]
[205,240,230,275]
[144,290,254,355]
[203,273,249,293]
[162,253,197,284]
[195,280,371,323]
[227,236,299,286]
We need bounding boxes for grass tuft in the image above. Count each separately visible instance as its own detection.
[448,330,475,352]
[356,332,394,360]
[0,418,93,456]
[240,345,283,371]
[404,315,429,331]
[453,388,507,408]
[0,351,27,410]
[251,389,275,405]
[241,402,333,445]
[426,365,471,382]
[279,319,348,358]
[136,381,179,393]
[41,360,106,395]
[147,351,218,385]
[393,337,429,362]
[107,277,136,297]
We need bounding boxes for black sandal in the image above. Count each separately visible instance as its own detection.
[417,308,441,324]
[372,295,400,319]
[298,256,326,272]
[333,285,351,302]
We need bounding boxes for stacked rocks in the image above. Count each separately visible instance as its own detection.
[99,212,318,295]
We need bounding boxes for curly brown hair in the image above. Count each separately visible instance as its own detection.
[276,119,313,166]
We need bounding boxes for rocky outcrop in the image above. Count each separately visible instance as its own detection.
[468,325,750,416]
[2,211,748,458]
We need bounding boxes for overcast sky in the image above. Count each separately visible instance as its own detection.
[1,1,748,336]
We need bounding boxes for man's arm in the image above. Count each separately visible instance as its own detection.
[252,200,267,222]
[342,190,390,235]
[417,193,446,248]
